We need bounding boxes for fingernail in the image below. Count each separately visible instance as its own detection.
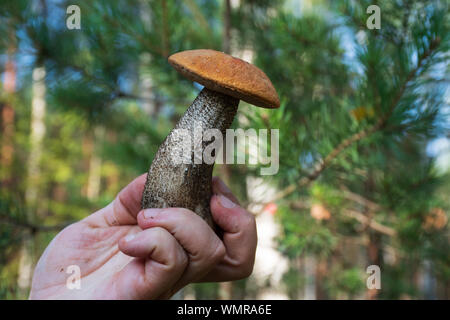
[124,234,136,242]
[216,178,232,195]
[143,208,162,219]
[219,194,236,209]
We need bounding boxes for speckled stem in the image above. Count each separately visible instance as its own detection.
[141,88,239,230]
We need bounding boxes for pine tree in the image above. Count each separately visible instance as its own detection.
[239,0,449,299]
[0,0,448,299]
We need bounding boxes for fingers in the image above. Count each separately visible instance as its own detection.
[115,227,188,299]
[136,207,226,289]
[106,173,147,226]
[112,175,256,290]
[212,176,240,205]
[85,173,147,227]
[202,177,257,281]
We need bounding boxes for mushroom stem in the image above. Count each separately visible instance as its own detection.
[142,88,239,229]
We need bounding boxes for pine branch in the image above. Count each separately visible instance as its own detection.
[283,23,341,56]
[288,200,396,236]
[269,38,441,203]
[342,209,397,237]
[339,185,381,212]
[99,11,165,57]
[48,58,156,103]
[0,215,72,233]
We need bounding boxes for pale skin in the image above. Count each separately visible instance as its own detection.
[29,174,257,299]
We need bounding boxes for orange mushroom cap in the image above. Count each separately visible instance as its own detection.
[168,49,280,109]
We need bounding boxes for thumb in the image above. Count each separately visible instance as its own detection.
[211,177,252,234]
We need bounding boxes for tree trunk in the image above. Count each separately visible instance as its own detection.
[364,171,382,300]
[139,53,157,118]
[304,255,316,300]
[1,40,17,188]
[18,66,47,297]
[86,126,105,200]
[222,0,232,54]
[315,258,328,299]
[366,231,382,299]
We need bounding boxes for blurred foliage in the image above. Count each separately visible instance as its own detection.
[0,0,449,299]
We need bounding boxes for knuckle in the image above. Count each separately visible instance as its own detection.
[152,227,167,242]
[165,252,184,273]
[173,241,188,267]
[229,247,256,280]
[156,228,188,271]
[165,248,185,272]
[152,228,176,262]
[179,251,189,269]
[210,239,226,263]
[170,207,197,218]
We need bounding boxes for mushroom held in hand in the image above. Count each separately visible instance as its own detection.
[141,49,280,230]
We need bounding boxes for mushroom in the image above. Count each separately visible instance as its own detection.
[141,49,279,230]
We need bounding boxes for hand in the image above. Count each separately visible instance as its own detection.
[29,174,187,300]
[136,176,257,292]
[29,175,257,299]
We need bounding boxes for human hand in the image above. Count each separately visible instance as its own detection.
[29,174,188,299]
[135,176,257,292]
[29,174,257,299]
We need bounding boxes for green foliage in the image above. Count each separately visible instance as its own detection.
[326,267,366,299]
[0,0,448,299]
[276,205,338,258]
